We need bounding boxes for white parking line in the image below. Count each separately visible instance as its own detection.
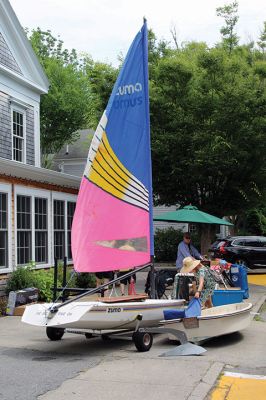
[224,371,266,380]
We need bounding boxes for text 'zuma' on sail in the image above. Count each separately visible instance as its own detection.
[71,21,154,273]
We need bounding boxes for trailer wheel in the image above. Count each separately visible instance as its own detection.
[46,327,65,341]
[132,331,153,352]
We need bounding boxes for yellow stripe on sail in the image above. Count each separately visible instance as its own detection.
[89,168,125,200]
[95,145,131,188]
[102,133,132,180]
[102,133,147,193]
[92,155,131,195]
[87,131,149,209]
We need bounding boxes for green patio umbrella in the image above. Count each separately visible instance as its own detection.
[153,205,233,226]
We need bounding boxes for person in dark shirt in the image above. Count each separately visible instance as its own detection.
[176,232,203,271]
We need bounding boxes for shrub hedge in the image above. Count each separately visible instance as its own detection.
[6,264,97,302]
[154,227,200,262]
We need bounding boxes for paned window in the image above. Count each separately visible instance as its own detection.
[12,110,25,162]
[67,202,76,260]
[189,224,197,233]
[54,200,65,260]
[35,198,48,263]
[0,193,8,268]
[17,195,31,265]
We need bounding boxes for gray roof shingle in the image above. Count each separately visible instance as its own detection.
[53,129,94,160]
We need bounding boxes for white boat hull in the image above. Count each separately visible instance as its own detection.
[22,299,185,331]
[164,302,252,343]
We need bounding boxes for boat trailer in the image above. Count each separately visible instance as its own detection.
[44,259,206,356]
[49,314,206,357]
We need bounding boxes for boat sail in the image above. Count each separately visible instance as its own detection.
[71,20,154,273]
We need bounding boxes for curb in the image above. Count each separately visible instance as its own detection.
[187,362,224,400]
[252,294,266,315]
[187,293,266,400]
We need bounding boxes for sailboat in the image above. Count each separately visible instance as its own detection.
[22,20,185,351]
[22,21,252,354]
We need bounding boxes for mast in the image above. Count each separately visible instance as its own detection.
[142,18,155,298]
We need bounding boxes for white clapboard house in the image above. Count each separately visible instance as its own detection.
[0,0,80,277]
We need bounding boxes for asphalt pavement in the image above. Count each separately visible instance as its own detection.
[0,277,265,400]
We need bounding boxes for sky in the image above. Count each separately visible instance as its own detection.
[10,0,266,66]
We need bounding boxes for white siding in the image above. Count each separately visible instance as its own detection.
[153,205,188,232]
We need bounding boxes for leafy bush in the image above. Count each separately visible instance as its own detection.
[56,261,73,284]
[6,266,35,293]
[6,263,96,302]
[32,269,54,302]
[154,227,181,262]
[6,265,54,302]
[245,208,266,235]
[154,228,200,262]
[6,263,75,302]
[74,273,96,288]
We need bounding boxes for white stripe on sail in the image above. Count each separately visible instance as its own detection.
[84,112,108,176]
[122,193,149,211]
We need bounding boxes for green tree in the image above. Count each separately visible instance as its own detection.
[81,55,118,125]
[28,28,79,67]
[28,29,93,156]
[150,44,266,247]
[216,1,239,54]
[236,204,266,235]
[150,47,266,252]
[148,29,173,80]
[257,21,266,57]
[40,59,92,155]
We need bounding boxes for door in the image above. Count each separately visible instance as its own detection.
[257,238,266,266]
[245,239,265,266]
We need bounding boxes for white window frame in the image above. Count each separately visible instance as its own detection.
[14,186,51,269]
[189,224,197,233]
[0,183,12,273]
[53,198,65,262]
[67,201,76,260]
[11,104,26,164]
[35,197,49,265]
[52,192,77,265]
[16,194,32,266]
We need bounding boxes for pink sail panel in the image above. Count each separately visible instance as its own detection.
[71,178,150,272]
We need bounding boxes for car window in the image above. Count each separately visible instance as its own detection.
[259,238,266,247]
[245,240,261,247]
[233,239,246,246]
[233,239,261,247]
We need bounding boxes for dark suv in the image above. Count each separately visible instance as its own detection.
[209,236,266,269]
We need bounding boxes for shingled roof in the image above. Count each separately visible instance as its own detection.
[53,129,94,160]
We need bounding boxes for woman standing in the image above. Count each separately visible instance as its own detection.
[180,257,216,308]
